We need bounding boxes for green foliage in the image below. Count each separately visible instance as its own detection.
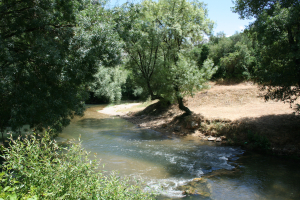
[121,74,148,100]
[208,32,256,80]
[190,43,210,70]
[114,0,216,113]
[247,130,271,152]
[114,1,165,99]
[0,132,154,199]
[219,41,255,80]
[233,0,300,103]
[91,66,127,102]
[80,1,124,103]
[209,31,227,44]
[0,0,121,132]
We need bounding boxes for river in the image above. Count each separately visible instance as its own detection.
[58,105,300,199]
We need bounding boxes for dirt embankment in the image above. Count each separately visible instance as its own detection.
[99,82,300,157]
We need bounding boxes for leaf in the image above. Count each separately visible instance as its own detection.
[27,196,38,200]
[3,186,10,192]
[8,193,17,200]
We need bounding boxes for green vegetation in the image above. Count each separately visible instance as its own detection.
[207,32,257,81]
[1,0,300,196]
[114,0,217,114]
[233,0,300,105]
[246,131,271,152]
[3,0,297,131]
[91,66,127,103]
[0,0,121,133]
[0,132,153,199]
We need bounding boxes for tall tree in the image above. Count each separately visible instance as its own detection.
[156,0,215,114]
[0,0,120,133]
[233,0,300,104]
[114,2,165,100]
[116,0,216,115]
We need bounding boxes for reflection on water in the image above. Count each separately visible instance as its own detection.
[59,105,300,199]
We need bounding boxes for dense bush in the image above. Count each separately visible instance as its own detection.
[90,66,127,103]
[233,0,300,105]
[247,131,271,152]
[0,132,153,199]
[121,75,148,101]
[208,32,257,81]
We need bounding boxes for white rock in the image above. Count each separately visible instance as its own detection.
[207,136,216,141]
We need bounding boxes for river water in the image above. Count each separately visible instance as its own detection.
[58,105,300,199]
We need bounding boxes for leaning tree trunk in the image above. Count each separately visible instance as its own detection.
[174,85,192,115]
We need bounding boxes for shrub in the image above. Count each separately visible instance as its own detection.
[247,131,271,152]
[0,132,153,199]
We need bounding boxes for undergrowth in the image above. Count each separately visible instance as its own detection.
[0,132,154,199]
[245,130,271,152]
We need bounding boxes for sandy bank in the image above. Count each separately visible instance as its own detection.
[98,103,143,116]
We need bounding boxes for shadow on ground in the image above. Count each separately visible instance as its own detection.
[219,114,300,155]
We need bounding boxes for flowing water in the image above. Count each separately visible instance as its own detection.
[58,105,300,199]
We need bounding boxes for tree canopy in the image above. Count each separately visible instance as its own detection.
[0,0,219,132]
[115,0,217,114]
[233,0,300,103]
[0,0,120,132]
[208,32,257,80]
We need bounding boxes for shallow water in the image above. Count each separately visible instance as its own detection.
[59,105,300,199]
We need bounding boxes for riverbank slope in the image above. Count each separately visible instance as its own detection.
[99,82,300,156]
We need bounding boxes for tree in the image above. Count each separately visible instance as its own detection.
[232,0,300,104]
[114,2,165,100]
[81,2,124,103]
[90,66,127,102]
[208,32,256,80]
[0,0,120,133]
[208,33,234,78]
[199,44,210,67]
[157,0,216,114]
[116,0,216,115]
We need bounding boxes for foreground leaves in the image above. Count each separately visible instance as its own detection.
[0,132,153,199]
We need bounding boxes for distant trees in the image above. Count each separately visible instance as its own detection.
[90,66,127,102]
[233,0,300,104]
[0,0,121,132]
[207,32,257,81]
[192,43,210,69]
[81,2,124,103]
[115,0,217,114]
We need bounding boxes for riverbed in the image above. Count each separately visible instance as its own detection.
[58,105,300,199]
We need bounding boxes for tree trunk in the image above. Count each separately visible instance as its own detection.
[174,85,192,115]
[146,81,163,100]
[146,80,155,98]
[177,95,192,115]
